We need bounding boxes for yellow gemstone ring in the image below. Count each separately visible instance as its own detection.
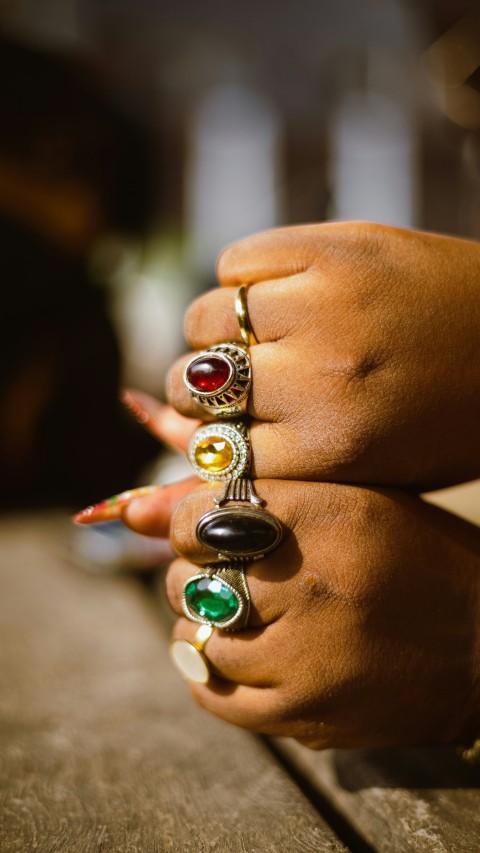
[188,421,251,482]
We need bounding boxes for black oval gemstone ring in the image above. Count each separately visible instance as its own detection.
[196,504,283,560]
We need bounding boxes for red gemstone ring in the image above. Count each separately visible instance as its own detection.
[183,342,252,416]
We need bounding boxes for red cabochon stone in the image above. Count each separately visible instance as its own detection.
[186,355,232,393]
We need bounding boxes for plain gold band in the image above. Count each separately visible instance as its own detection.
[235,285,258,347]
[192,623,214,651]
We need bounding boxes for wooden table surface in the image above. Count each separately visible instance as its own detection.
[1,489,480,852]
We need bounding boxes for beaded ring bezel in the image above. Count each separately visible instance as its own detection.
[182,566,250,631]
[188,422,251,482]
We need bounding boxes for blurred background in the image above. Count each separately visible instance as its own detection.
[1,0,479,516]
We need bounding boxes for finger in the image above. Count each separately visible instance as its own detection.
[170,478,310,567]
[122,476,201,537]
[122,389,201,451]
[160,394,338,482]
[171,616,280,687]
[183,280,305,350]
[166,345,289,423]
[144,404,200,452]
[215,222,343,287]
[165,557,290,627]
[190,676,285,734]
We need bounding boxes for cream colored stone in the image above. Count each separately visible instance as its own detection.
[169,639,210,684]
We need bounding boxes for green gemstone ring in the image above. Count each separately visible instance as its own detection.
[182,562,251,631]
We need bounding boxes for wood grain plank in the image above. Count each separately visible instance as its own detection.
[0,515,346,853]
[273,740,480,853]
[272,479,480,852]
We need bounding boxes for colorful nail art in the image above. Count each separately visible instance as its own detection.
[73,485,161,525]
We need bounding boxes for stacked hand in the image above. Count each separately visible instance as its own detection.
[76,221,480,750]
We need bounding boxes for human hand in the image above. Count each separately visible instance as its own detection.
[155,480,480,749]
[166,222,480,490]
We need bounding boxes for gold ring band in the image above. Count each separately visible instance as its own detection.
[235,285,258,347]
[169,624,213,684]
[192,623,214,650]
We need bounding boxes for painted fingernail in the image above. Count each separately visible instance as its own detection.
[121,388,165,439]
[121,388,200,451]
[73,485,162,525]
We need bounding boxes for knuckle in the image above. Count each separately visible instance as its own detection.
[332,419,371,469]
[170,485,214,560]
[336,220,389,262]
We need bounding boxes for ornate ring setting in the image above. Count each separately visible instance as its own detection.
[188,421,250,482]
[196,478,283,560]
[169,623,213,684]
[183,342,251,416]
[235,285,258,347]
[182,560,250,630]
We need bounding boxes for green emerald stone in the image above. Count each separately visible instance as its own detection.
[185,576,239,624]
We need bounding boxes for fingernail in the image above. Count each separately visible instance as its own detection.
[121,388,200,451]
[73,485,162,524]
[120,388,165,441]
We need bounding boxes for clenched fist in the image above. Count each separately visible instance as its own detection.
[167,222,480,489]
[121,480,480,749]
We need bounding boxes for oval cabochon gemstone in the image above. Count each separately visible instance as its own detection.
[186,355,232,394]
[185,576,239,622]
[197,507,282,557]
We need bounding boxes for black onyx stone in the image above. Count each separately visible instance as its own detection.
[196,506,282,558]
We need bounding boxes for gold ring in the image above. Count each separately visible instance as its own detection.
[235,285,258,347]
[169,623,213,684]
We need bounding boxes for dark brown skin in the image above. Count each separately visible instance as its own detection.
[118,221,480,749]
[123,479,480,749]
[166,222,480,490]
